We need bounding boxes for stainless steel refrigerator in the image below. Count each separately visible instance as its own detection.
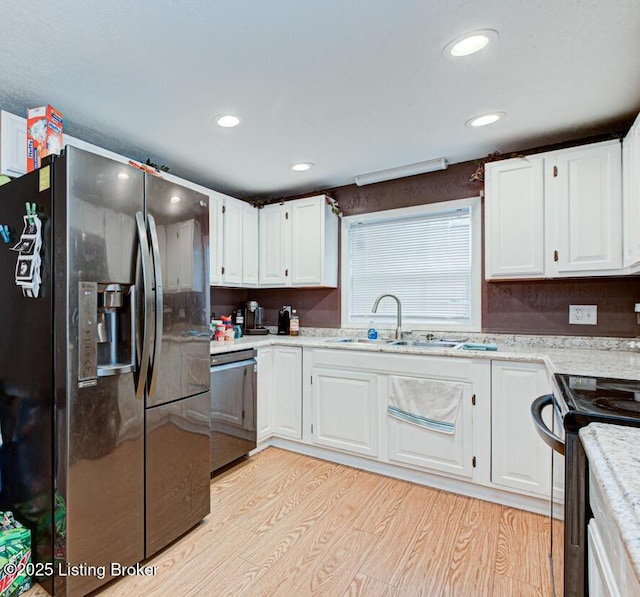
[0,146,211,596]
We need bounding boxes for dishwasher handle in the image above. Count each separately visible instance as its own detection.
[210,358,257,373]
[531,394,565,455]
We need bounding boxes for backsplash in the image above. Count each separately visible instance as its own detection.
[211,274,640,340]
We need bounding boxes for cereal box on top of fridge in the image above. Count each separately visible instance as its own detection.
[26,105,63,172]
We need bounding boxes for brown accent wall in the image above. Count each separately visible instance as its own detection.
[213,126,640,337]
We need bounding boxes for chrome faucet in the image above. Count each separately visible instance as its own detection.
[372,294,402,339]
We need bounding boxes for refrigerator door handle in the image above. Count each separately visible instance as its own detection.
[147,213,163,399]
[136,211,154,400]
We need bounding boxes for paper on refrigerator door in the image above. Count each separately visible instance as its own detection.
[12,215,42,298]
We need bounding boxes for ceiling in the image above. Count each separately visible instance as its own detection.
[0,0,639,199]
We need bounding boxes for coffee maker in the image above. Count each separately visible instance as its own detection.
[243,300,268,335]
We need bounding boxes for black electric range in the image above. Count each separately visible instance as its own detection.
[554,373,640,432]
[534,373,640,597]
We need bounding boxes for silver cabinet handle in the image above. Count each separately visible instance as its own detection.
[147,213,163,399]
[531,394,565,455]
[135,211,153,399]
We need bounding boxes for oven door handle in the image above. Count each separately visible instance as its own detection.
[531,394,565,455]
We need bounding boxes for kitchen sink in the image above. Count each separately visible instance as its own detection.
[326,337,464,349]
[327,338,395,344]
[389,340,463,349]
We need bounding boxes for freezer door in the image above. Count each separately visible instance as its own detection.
[0,167,55,592]
[144,176,210,407]
[145,391,211,557]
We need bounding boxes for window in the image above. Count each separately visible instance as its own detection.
[341,197,481,332]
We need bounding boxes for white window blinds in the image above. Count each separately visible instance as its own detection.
[347,207,473,325]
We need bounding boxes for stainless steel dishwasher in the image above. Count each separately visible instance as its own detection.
[210,348,258,473]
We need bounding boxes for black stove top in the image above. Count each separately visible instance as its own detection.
[554,373,640,433]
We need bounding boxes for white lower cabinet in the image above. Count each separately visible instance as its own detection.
[306,349,490,482]
[271,346,303,439]
[384,356,487,481]
[588,519,620,597]
[387,379,475,479]
[491,361,553,497]
[255,346,558,513]
[311,367,379,457]
[256,347,273,442]
[589,473,640,597]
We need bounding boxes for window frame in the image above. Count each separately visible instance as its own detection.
[340,196,482,333]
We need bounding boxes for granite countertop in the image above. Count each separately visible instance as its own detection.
[580,423,640,583]
[210,330,640,381]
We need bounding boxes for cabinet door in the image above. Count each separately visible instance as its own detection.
[484,157,545,279]
[256,348,273,442]
[0,111,27,177]
[587,520,620,597]
[491,361,552,497]
[291,197,324,285]
[551,141,622,274]
[271,347,302,439]
[311,367,378,457]
[242,202,259,286]
[209,193,224,286]
[623,114,640,269]
[222,197,243,286]
[387,376,474,479]
[259,204,290,285]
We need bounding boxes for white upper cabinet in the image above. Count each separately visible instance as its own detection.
[485,156,545,279]
[221,196,244,286]
[0,110,27,177]
[241,201,259,286]
[549,141,622,275]
[623,113,640,270]
[290,196,338,286]
[485,139,623,279]
[259,194,338,288]
[208,192,224,286]
[259,203,290,286]
[207,192,260,288]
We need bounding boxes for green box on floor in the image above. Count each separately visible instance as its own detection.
[0,512,33,597]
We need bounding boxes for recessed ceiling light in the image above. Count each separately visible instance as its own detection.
[443,29,498,58]
[465,112,505,127]
[170,195,182,204]
[117,172,129,180]
[214,114,242,128]
[290,162,314,172]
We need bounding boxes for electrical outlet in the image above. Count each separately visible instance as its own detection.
[569,304,597,325]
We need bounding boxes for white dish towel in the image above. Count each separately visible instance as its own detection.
[388,376,464,434]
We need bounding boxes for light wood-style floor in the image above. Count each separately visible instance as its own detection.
[26,447,560,596]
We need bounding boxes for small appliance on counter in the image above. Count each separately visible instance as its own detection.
[244,300,268,335]
[278,305,291,335]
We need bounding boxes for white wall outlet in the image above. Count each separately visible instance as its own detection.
[569,304,597,325]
